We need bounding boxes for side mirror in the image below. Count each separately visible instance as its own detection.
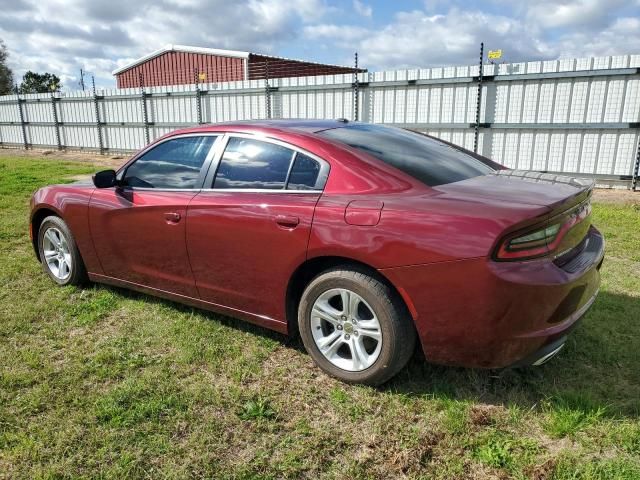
[93,169,117,188]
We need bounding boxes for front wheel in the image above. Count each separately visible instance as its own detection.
[298,267,416,386]
[38,216,88,286]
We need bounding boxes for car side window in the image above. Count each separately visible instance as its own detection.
[287,153,327,190]
[123,136,216,189]
[213,137,295,190]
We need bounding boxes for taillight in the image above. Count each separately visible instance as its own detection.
[495,202,591,261]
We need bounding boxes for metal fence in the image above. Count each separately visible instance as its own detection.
[1,54,639,189]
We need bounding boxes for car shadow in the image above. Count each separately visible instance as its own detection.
[95,285,639,417]
[385,290,640,418]
[97,283,299,345]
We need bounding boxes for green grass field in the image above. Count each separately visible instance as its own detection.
[1,154,639,479]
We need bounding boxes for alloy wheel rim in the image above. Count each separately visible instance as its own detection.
[42,227,72,281]
[310,288,382,372]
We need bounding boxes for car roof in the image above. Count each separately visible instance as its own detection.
[166,119,352,137]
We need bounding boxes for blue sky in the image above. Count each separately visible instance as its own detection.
[1,0,639,89]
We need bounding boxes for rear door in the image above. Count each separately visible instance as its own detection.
[186,134,329,323]
[89,134,219,297]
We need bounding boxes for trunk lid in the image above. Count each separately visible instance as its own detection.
[436,170,593,212]
[435,170,595,258]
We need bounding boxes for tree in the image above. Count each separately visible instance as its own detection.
[18,71,62,94]
[0,40,13,96]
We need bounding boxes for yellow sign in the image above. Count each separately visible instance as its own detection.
[488,50,502,60]
[198,72,207,81]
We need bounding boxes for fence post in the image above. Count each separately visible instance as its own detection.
[358,72,372,124]
[632,131,640,191]
[139,73,150,144]
[50,92,62,150]
[473,42,484,154]
[92,77,104,154]
[16,92,28,149]
[353,52,359,121]
[265,59,271,119]
[194,69,203,125]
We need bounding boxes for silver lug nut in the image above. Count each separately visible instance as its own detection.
[354,331,359,336]
[341,315,347,320]
[337,325,343,330]
[344,334,350,340]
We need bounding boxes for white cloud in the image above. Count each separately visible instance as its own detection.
[308,8,550,68]
[0,0,637,90]
[353,0,372,18]
[302,2,640,70]
[554,16,640,58]
[0,0,332,88]
[304,24,370,43]
[523,0,628,29]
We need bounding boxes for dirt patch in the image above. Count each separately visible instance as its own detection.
[468,404,503,427]
[0,146,128,169]
[592,188,640,205]
[528,458,557,480]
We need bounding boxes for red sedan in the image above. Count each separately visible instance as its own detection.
[30,120,604,385]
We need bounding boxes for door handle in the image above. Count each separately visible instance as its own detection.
[164,212,182,223]
[275,214,299,228]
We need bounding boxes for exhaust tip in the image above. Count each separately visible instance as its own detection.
[532,343,565,366]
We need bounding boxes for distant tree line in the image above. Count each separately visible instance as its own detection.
[0,39,63,95]
[18,71,62,93]
[0,40,13,95]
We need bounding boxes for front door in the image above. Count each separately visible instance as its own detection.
[89,134,218,297]
[186,135,329,322]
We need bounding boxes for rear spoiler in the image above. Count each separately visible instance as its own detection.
[493,170,594,217]
[493,169,595,189]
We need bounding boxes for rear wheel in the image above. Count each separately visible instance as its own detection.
[298,267,416,385]
[38,216,87,286]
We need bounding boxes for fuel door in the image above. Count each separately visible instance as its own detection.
[344,200,384,226]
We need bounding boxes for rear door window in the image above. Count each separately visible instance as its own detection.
[213,137,295,190]
[212,137,328,191]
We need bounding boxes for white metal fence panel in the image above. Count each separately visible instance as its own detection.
[60,125,99,149]
[0,54,639,186]
[1,125,23,144]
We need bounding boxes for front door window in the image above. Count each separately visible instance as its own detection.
[123,136,216,189]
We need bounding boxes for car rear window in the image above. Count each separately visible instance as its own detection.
[318,123,496,186]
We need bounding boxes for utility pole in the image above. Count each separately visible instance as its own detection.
[79,68,86,91]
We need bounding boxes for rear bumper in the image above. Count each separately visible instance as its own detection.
[515,336,568,367]
[381,226,604,368]
[510,285,598,367]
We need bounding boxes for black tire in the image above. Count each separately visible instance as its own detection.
[37,215,88,286]
[298,267,416,386]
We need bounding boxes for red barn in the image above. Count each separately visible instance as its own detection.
[113,44,364,89]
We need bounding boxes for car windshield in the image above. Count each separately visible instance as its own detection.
[318,123,496,187]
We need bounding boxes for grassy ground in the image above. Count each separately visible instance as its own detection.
[1,153,639,479]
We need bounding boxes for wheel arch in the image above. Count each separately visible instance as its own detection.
[285,255,416,337]
[30,207,62,261]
